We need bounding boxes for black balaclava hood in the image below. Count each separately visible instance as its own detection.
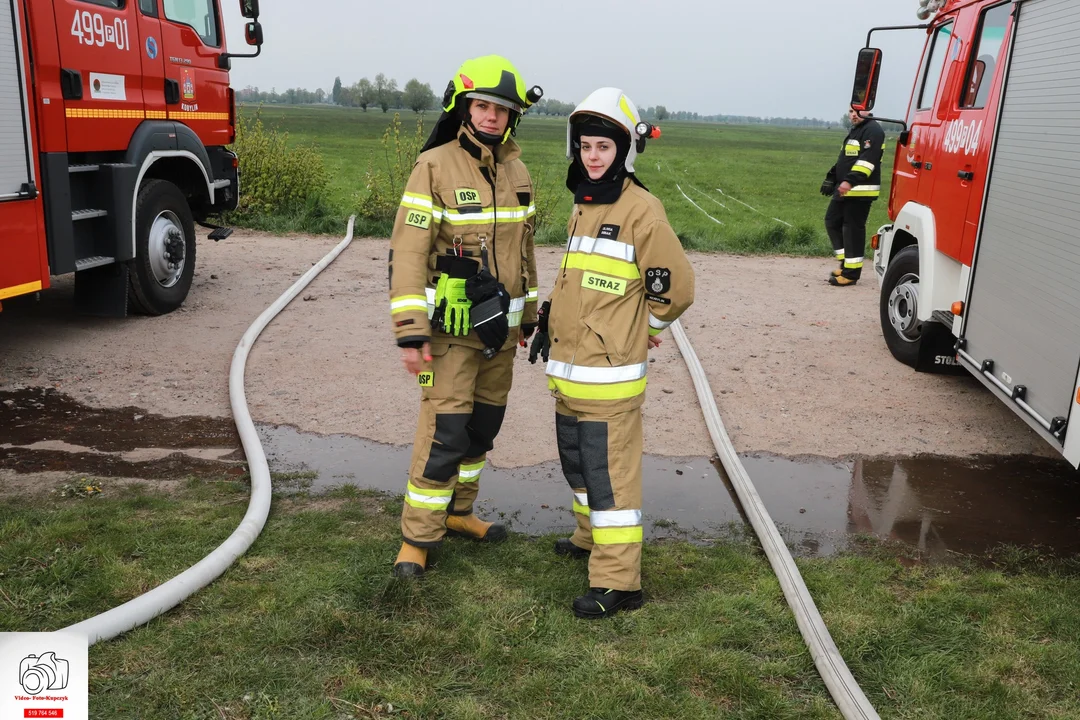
[566,115,640,204]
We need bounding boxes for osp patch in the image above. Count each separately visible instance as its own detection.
[645,267,671,295]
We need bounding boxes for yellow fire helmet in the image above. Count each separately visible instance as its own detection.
[566,88,652,173]
[440,55,543,144]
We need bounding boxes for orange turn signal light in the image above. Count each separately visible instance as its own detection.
[951,301,965,316]
[870,234,880,250]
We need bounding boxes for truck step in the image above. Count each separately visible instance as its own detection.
[931,310,955,327]
[72,208,107,221]
[68,164,100,173]
[75,256,116,271]
[207,226,233,241]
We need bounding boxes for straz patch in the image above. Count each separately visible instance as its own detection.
[598,224,621,241]
[581,272,626,296]
[417,371,434,387]
[845,141,860,157]
[455,188,481,205]
[645,267,671,295]
[405,210,431,230]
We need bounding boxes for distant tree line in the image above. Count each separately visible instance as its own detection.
[236,86,327,105]
[239,81,851,129]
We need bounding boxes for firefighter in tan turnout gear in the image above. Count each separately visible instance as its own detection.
[529,88,694,618]
[389,55,543,579]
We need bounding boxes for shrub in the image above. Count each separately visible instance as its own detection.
[231,105,329,217]
[357,113,426,222]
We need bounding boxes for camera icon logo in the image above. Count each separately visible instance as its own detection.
[19,652,69,696]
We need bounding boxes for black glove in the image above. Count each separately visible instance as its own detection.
[520,322,537,341]
[820,178,836,196]
[465,269,511,355]
[537,300,550,334]
[528,331,550,365]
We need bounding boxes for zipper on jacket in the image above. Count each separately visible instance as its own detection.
[480,166,498,278]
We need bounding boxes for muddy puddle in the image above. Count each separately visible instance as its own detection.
[3,388,1079,560]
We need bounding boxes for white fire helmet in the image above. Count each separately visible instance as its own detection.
[566,87,643,173]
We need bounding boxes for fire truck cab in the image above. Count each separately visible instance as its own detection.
[855,0,1080,468]
[0,0,262,316]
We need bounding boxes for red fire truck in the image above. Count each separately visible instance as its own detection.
[0,0,263,316]
[853,0,1080,467]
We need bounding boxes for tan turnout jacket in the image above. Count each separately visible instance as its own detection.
[546,178,695,412]
[388,126,538,351]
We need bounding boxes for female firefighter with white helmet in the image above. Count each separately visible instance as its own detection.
[388,55,542,578]
[529,88,695,618]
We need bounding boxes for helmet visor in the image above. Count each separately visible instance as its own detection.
[465,92,523,114]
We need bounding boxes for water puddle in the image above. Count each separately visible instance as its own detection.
[3,389,1079,560]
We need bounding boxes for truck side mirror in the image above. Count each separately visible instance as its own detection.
[851,47,883,112]
[240,0,259,19]
[244,21,263,46]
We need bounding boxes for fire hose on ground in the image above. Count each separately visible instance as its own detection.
[670,319,880,720]
[56,215,879,720]
[60,216,357,645]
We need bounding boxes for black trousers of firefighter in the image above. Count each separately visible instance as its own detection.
[825,196,874,280]
[556,401,644,592]
[400,342,513,546]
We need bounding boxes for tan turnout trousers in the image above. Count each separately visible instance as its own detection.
[400,342,515,546]
[556,400,644,591]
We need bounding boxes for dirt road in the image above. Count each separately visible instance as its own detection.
[0,229,1055,467]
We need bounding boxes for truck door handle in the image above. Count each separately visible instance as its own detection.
[958,170,974,181]
[910,160,923,169]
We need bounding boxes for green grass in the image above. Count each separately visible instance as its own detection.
[243,104,894,253]
[2,478,1079,719]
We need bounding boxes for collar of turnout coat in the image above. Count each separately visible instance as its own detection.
[457,125,522,168]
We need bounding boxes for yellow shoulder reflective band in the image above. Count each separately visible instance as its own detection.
[563,253,641,280]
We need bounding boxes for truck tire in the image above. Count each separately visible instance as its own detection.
[128,179,196,315]
[879,245,922,367]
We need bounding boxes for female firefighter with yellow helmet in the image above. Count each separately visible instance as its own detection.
[529,88,695,617]
[388,55,542,578]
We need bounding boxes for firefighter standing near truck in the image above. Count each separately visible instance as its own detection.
[388,55,542,579]
[528,88,694,618]
[821,108,886,286]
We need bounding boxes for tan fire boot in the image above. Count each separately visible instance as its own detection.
[445,514,507,542]
[392,543,428,579]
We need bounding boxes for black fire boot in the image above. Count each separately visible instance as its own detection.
[572,587,644,619]
[554,538,590,559]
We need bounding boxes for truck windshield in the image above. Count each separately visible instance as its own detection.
[163,0,220,47]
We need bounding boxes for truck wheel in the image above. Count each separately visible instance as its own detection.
[128,179,196,315]
[880,245,922,367]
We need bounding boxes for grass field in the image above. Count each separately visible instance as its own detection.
[3,477,1079,719]
[243,104,895,253]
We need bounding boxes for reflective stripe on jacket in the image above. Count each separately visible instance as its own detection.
[827,118,886,199]
[388,126,538,349]
[545,178,695,413]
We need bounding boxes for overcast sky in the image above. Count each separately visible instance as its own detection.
[222,0,931,121]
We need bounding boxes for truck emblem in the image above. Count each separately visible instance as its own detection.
[146,37,158,60]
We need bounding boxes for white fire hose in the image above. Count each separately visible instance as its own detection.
[62,216,357,644]
[670,319,880,720]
